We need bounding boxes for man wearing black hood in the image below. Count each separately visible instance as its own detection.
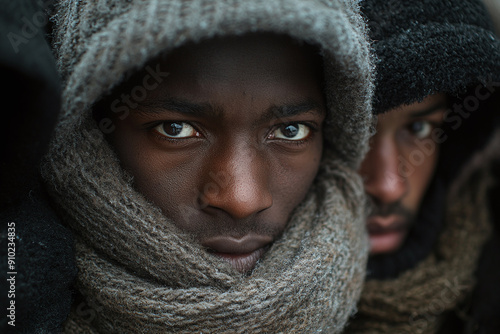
[347,0,500,333]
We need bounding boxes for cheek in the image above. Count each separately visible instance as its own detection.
[403,146,440,211]
[108,123,324,235]
[269,137,323,215]
[109,126,201,219]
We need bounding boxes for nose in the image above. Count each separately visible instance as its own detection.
[359,134,408,205]
[200,145,273,220]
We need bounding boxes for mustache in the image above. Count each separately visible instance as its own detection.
[367,197,415,222]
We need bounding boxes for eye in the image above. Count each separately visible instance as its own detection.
[408,120,432,139]
[153,122,199,138]
[272,123,311,141]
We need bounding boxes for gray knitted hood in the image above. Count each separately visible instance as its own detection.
[51,0,374,166]
[43,0,374,332]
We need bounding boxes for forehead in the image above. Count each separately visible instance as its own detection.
[141,33,324,104]
[165,34,320,78]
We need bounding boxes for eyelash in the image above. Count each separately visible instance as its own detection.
[147,121,319,145]
[406,120,441,138]
[144,121,199,145]
[269,122,319,145]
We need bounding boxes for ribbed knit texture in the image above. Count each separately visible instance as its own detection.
[51,0,375,167]
[42,0,375,332]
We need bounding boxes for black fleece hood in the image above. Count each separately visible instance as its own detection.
[363,0,500,114]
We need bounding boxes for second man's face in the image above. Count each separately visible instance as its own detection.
[105,34,326,273]
[359,94,448,255]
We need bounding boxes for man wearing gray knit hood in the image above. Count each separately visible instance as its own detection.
[42,0,374,332]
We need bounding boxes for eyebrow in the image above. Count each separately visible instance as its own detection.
[260,101,324,123]
[410,102,449,118]
[137,98,323,120]
[137,98,222,118]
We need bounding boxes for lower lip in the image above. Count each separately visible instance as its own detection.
[369,230,406,255]
[212,248,267,273]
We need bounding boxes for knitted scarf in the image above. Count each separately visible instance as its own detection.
[42,0,374,332]
[346,131,500,334]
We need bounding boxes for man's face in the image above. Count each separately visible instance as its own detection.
[359,94,448,255]
[106,34,326,273]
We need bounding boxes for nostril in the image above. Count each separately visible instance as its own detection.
[200,179,273,220]
[199,148,273,219]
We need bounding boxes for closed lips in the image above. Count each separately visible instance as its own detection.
[202,234,273,273]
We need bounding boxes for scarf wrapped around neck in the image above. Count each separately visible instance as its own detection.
[42,0,375,332]
[50,123,369,332]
